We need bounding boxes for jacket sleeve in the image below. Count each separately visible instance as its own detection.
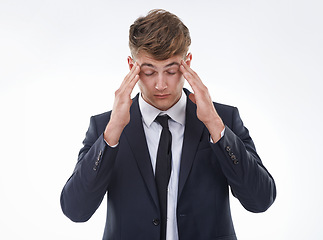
[60,115,119,222]
[211,107,276,213]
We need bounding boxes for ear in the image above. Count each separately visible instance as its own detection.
[185,53,192,67]
[127,56,135,70]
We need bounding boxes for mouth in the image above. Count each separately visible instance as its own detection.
[154,94,170,99]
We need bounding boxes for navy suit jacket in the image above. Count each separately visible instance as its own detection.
[61,89,276,240]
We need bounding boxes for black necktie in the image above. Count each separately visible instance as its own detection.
[155,115,172,240]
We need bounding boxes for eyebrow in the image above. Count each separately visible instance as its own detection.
[140,62,180,69]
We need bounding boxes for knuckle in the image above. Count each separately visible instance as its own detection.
[201,86,208,95]
[115,89,121,96]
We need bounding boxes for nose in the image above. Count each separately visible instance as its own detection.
[155,74,167,91]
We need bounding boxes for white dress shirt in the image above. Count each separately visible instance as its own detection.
[139,91,186,240]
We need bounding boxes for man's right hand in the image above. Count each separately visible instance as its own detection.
[104,62,140,146]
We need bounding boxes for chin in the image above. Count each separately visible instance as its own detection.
[151,102,168,111]
[158,102,175,111]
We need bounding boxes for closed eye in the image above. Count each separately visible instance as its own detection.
[167,71,177,75]
[143,72,155,76]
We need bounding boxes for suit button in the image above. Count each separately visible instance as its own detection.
[233,159,239,165]
[226,146,231,152]
[152,218,160,226]
[231,155,237,160]
[97,150,102,160]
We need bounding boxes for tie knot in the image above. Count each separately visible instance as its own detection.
[155,115,170,129]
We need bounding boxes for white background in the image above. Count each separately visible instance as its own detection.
[1,0,322,239]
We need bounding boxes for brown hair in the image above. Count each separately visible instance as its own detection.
[129,9,191,60]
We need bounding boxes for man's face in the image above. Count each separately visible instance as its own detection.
[129,53,191,111]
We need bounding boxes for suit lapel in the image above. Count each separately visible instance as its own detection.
[178,91,205,199]
[123,95,159,209]
[122,91,205,207]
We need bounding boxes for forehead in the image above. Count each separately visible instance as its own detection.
[136,53,182,68]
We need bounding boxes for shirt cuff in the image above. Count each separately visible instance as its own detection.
[104,138,119,148]
[220,127,225,138]
[210,127,225,143]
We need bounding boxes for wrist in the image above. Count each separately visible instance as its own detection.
[204,118,225,143]
[104,120,126,146]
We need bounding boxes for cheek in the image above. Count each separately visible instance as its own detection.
[179,76,185,85]
[169,75,185,88]
[138,78,153,91]
[137,80,143,90]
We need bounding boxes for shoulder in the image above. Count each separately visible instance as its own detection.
[183,87,239,124]
[213,102,240,128]
[92,111,111,121]
[88,93,140,133]
[213,101,237,113]
[184,87,237,113]
[89,111,112,133]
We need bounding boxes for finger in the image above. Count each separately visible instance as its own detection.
[125,65,140,94]
[180,60,199,79]
[180,61,197,84]
[180,64,198,91]
[120,64,140,92]
[127,64,140,85]
[180,60,205,90]
[121,73,139,97]
[179,63,193,84]
[120,62,139,87]
[127,74,140,92]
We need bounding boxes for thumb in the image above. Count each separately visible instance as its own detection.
[189,93,196,104]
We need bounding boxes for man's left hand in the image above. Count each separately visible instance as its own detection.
[180,60,225,143]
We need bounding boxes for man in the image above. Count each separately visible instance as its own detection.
[60,9,276,240]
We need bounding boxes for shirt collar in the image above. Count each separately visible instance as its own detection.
[139,90,187,128]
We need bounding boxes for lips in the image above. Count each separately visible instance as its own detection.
[154,94,170,99]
